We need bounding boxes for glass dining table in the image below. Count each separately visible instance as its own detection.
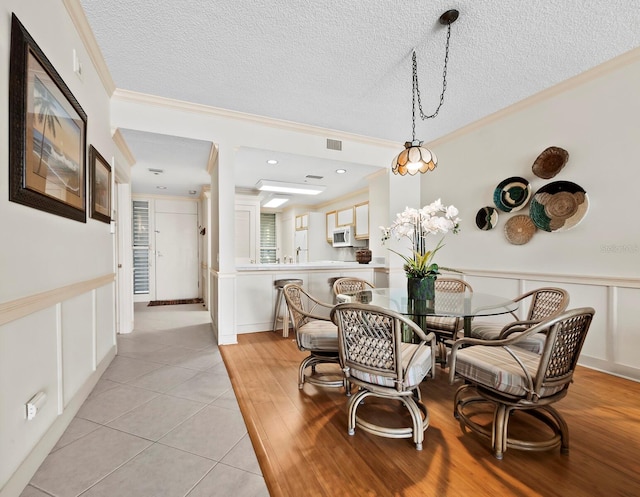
[340,287,519,338]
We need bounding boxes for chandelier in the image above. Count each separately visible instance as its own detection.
[392,9,459,176]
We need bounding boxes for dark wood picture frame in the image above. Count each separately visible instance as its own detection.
[9,13,88,223]
[89,145,112,223]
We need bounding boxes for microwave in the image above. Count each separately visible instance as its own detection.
[332,226,367,248]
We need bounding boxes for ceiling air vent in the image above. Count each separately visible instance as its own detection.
[148,168,164,175]
[326,138,342,151]
[305,175,323,180]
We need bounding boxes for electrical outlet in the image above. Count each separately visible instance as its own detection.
[25,391,47,420]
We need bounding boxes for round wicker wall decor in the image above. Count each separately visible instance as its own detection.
[532,146,569,179]
[493,176,531,212]
[529,181,589,232]
[504,215,537,245]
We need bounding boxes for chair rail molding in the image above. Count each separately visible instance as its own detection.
[0,274,115,327]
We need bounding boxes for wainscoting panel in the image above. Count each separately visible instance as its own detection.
[0,275,116,495]
[460,270,639,381]
[0,307,60,488]
[616,287,640,369]
[61,293,95,407]
[96,284,116,363]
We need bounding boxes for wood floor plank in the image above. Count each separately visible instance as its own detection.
[221,331,640,497]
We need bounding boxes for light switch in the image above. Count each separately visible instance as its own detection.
[73,49,83,80]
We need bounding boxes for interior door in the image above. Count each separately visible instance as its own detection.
[155,212,199,300]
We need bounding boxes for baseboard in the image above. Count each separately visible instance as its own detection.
[0,346,117,497]
[579,356,639,382]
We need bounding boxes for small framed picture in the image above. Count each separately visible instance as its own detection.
[89,145,112,223]
[9,14,87,222]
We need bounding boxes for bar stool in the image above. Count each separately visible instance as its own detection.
[272,279,303,337]
[328,276,342,304]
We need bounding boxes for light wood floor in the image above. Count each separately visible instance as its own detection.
[220,331,640,497]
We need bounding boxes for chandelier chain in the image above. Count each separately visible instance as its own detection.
[412,21,452,135]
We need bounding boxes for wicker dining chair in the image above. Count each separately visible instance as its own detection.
[330,303,437,450]
[332,277,375,297]
[282,284,345,391]
[422,278,473,357]
[449,307,595,459]
[470,287,570,353]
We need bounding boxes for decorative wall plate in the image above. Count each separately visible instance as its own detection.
[532,146,569,179]
[493,176,531,212]
[504,215,537,245]
[529,181,589,232]
[475,206,499,230]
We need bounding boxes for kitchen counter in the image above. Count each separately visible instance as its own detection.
[234,262,388,334]
[236,260,386,271]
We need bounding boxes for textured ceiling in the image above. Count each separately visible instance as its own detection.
[79,0,640,199]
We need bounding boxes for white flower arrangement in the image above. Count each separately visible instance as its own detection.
[380,199,461,278]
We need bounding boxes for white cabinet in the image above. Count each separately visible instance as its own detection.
[326,210,336,242]
[336,207,354,226]
[235,195,260,264]
[354,202,369,240]
[295,213,309,230]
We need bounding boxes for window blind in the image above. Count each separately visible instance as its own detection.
[260,213,277,263]
[132,200,150,294]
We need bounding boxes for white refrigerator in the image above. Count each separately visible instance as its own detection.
[294,229,308,263]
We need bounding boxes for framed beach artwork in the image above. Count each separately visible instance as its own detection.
[9,14,88,222]
[89,145,112,223]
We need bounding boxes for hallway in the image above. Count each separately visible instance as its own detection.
[20,303,269,497]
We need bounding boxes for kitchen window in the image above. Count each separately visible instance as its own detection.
[260,213,277,263]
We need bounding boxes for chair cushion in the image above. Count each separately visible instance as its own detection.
[471,321,546,354]
[298,320,338,351]
[453,345,564,398]
[424,315,461,334]
[349,342,433,389]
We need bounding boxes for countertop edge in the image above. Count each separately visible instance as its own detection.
[236,263,387,272]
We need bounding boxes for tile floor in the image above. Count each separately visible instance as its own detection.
[21,303,270,497]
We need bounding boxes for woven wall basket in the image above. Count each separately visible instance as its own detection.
[504,215,537,245]
[475,206,499,230]
[493,176,531,212]
[529,181,589,232]
[532,146,569,179]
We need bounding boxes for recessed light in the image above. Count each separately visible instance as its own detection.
[336,169,347,174]
[156,186,167,190]
[266,159,278,165]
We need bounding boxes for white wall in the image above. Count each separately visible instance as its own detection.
[417,48,640,380]
[0,2,118,494]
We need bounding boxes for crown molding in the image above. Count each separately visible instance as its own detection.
[112,129,136,167]
[112,88,401,149]
[131,193,200,202]
[207,143,218,175]
[63,0,116,96]
[111,129,135,184]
